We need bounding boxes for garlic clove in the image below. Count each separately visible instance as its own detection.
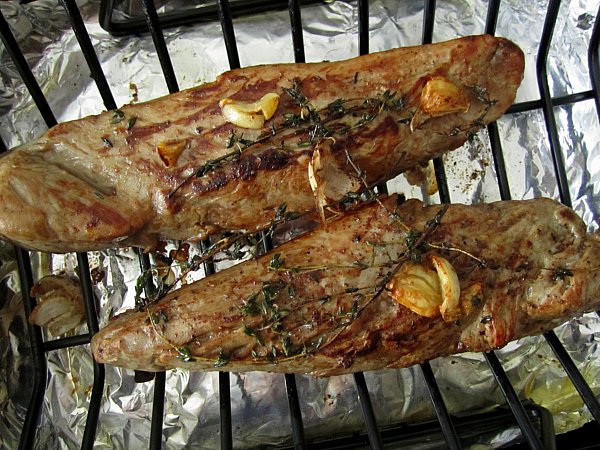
[386,262,442,317]
[157,139,188,167]
[431,256,461,322]
[220,92,280,129]
[410,77,470,131]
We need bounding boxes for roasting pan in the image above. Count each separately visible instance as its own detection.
[1,0,600,448]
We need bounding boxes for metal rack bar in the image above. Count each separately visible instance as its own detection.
[0,12,57,127]
[536,0,571,208]
[358,0,369,55]
[353,372,383,450]
[588,4,600,121]
[15,248,47,450]
[217,0,241,70]
[484,352,544,450]
[420,362,462,449]
[219,372,233,450]
[285,374,307,449]
[149,371,166,450]
[544,330,600,422]
[77,253,106,450]
[59,0,117,110]
[141,0,180,93]
[422,0,451,204]
[289,0,305,63]
[43,334,92,352]
[484,0,511,201]
[508,91,595,114]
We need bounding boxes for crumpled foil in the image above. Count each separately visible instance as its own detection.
[1,0,600,448]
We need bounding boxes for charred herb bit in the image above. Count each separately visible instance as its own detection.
[244,326,264,346]
[269,253,285,270]
[226,130,254,149]
[552,268,574,281]
[287,284,296,298]
[177,346,196,363]
[328,98,348,115]
[283,112,303,127]
[405,229,423,248]
[283,83,308,107]
[471,85,498,107]
[127,116,137,130]
[110,109,125,124]
[134,271,154,310]
[282,335,294,357]
[102,137,113,148]
[214,350,230,367]
[240,292,260,316]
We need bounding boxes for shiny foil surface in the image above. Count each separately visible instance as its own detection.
[1,0,599,448]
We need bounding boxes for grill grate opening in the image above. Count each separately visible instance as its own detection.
[1,0,599,448]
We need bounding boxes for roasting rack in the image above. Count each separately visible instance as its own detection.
[1,0,600,448]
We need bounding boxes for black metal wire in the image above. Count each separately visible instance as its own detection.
[76,253,106,450]
[353,372,383,450]
[217,0,241,70]
[135,249,167,450]
[544,330,600,423]
[0,11,57,128]
[484,0,512,201]
[141,0,180,94]
[15,248,47,450]
[358,0,369,55]
[588,3,600,122]
[484,352,545,450]
[43,334,92,352]
[289,0,305,63]
[59,0,117,110]
[508,91,596,114]
[536,0,571,208]
[420,362,462,449]
[150,371,166,450]
[219,372,233,450]
[284,374,307,449]
[421,0,452,204]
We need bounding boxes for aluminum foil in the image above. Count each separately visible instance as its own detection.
[1,0,600,448]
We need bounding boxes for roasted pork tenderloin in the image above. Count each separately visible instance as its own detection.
[0,35,523,252]
[91,195,600,376]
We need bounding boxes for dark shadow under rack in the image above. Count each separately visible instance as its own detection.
[1,0,600,448]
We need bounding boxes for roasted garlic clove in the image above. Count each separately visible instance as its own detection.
[431,256,461,322]
[386,262,442,317]
[29,274,85,336]
[220,92,280,129]
[410,77,470,131]
[157,139,188,167]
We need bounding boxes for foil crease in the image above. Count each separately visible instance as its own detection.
[1,0,600,449]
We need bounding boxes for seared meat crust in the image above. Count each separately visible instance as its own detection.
[0,35,523,252]
[91,195,600,376]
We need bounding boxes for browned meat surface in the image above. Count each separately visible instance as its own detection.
[91,195,600,376]
[0,35,523,253]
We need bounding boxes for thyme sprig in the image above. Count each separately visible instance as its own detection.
[168,85,410,198]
